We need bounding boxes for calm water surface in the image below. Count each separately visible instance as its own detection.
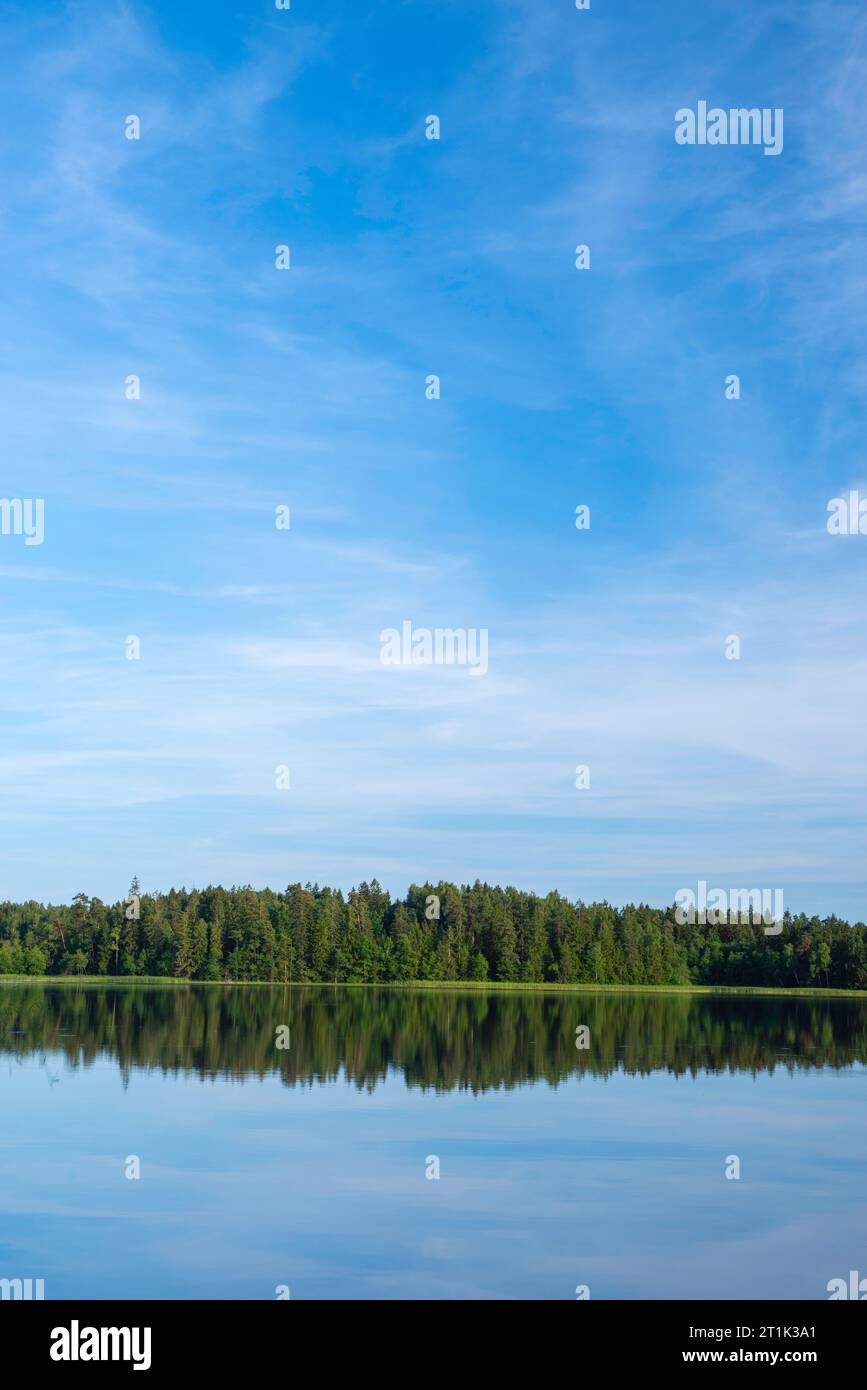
[1,984,865,1299]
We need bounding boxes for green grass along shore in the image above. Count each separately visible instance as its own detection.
[1,976,865,999]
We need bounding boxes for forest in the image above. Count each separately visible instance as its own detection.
[0,879,865,990]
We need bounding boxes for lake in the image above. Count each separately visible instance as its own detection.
[1,983,865,1300]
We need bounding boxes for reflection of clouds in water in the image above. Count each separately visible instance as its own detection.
[1,1050,864,1299]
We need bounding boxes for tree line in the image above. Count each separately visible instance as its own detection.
[0,879,865,989]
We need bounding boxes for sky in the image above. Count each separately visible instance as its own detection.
[1,0,866,916]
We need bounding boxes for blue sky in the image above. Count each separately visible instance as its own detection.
[1,0,866,916]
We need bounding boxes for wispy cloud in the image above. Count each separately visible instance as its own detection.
[0,0,863,914]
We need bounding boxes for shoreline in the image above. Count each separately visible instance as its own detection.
[0,976,865,999]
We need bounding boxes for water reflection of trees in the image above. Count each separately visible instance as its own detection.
[0,985,865,1093]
